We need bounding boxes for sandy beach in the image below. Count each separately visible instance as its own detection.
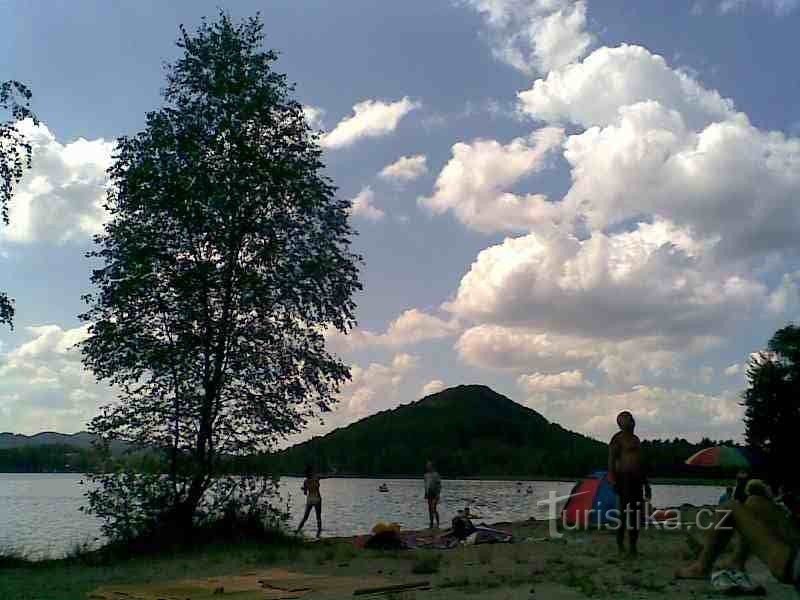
[72,513,799,600]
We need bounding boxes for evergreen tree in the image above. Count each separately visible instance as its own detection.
[743,324,800,489]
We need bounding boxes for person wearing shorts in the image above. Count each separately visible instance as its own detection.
[608,411,652,556]
[424,460,441,530]
[295,465,322,538]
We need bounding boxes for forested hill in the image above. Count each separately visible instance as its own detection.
[2,386,728,475]
[269,385,608,477]
[0,431,95,449]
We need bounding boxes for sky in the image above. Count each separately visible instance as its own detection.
[1,0,800,444]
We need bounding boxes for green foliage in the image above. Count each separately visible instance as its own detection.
[1,418,722,479]
[0,444,99,472]
[264,385,722,478]
[267,385,601,477]
[78,12,360,543]
[743,324,800,489]
[0,80,38,329]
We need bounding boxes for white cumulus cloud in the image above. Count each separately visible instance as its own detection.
[348,186,385,222]
[463,0,595,74]
[525,385,744,440]
[445,220,765,340]
[281,353,420,446]
[455,323,719,384]
[379,155,428,183]
[517,369,593,393]
[514,44,800,260]
[0,324,108,434]
[4,120,114,244]
[303,105,326,130]
[326,308,459,352]
[518,44,734,129]
[321,97,420,149]
[418,127,564,233]
[421,379,446,397]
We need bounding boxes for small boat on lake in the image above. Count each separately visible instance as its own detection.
[378,483,389,492]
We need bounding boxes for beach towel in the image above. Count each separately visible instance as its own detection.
[466,526,514,545]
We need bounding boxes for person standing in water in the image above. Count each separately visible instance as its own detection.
[295,465,322,538]
[424,460,442,530]
[608,411,651,556]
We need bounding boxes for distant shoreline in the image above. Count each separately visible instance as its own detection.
[277,473,728,486]
[0,471,728,486]
[280,473,576,483]
[0,471,728,487]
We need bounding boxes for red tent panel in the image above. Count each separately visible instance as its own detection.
[562,478,601,527]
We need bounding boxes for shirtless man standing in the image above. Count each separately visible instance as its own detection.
[608,411,651,556]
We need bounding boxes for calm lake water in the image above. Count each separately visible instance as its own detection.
[0,473,724,558]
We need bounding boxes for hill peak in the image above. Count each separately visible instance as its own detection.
[273,383,605,477]
[422,383,502,398]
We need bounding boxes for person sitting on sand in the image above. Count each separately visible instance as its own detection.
[608,410,652,557]
[424,460,442,530]
[708,479,775,577]
[452,509,476,540]
[676,484,800,594]
[295,465,322,539]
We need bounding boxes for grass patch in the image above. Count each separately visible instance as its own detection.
[621,573,667,592]
[411,552,442,575]
[477,545,494,565]
[562,570,601,597]
[511,543,528,565]
[335,543,357,563]
[0,532,303,600]
[314,543,337,565]
[438,575,471,589]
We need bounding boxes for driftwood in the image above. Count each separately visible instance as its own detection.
[353,581,430,596]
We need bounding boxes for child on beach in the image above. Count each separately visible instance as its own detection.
[608,410,651,556]
[295,465,322,539]
[424,460,442,530]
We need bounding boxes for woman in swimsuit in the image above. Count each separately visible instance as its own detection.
[295,465,322,538]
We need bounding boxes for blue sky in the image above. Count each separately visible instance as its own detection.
[1,0,799,443]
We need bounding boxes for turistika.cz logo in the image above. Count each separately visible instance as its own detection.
[536,490,732,539]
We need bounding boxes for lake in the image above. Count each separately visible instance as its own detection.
[0,473,725,558]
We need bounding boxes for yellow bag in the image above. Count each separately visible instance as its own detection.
[371,521,401,534]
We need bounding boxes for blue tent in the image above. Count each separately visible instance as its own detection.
[562,470,619,527]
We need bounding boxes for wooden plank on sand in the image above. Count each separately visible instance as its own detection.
[352,581,430,596]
